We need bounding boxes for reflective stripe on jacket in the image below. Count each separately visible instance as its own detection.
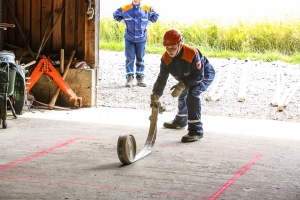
[113,3,159,42]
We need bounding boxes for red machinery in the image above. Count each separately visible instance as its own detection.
[26,56,82,107]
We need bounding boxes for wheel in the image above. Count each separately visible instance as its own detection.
[2,120,7,129]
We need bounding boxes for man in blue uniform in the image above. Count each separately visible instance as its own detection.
[113,0,159,87]
[150,29,215,142]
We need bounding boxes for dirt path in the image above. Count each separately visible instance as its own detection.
[99,50,300,123]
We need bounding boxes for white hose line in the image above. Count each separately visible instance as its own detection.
[117,103,164,164]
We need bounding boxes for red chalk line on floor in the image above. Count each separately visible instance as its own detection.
[209,153,263,200]
[0,137,263,199]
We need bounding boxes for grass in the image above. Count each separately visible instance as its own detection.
[99,17,300,64]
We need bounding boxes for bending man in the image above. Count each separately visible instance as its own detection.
[151,29,215,142]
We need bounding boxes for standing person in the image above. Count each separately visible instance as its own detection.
[113,0,159,87]
[150,29,215,143]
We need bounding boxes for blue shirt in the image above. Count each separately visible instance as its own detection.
[113,3,159,42]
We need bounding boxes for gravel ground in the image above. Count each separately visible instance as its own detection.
[98,50,300,123]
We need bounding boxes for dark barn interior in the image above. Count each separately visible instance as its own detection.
[0,0,100,108]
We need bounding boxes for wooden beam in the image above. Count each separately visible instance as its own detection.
[65,0,76,53]
[52,0,63,52]
[237,58,251,102]
[41,0,53,52]
[206,66,223,101]
[31,0,41,51]
[271,62,285,106]
[23,0,31,43]
[76,0,86,59]
[207,58,236,101]
[84,1,96,68]
[16,0,24,46]
[6,0,16,45]
[278,79,300,111]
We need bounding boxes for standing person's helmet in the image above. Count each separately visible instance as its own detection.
[163,29,183,46]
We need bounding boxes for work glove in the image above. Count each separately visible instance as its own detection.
[170,80,185,97]
[150,94,160,108]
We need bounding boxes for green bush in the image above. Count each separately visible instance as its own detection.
[99,17,300,64]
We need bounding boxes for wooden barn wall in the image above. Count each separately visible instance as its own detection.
[1,0,96,66]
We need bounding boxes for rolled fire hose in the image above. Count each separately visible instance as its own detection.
[117,102,165,164]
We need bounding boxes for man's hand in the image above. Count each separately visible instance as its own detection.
[170,80,185,97]
[150,94,160,108]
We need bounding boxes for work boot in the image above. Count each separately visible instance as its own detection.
[137,75,147,87]
[125,76,134,87]
[181,134,203,143]
[163,120,187,129]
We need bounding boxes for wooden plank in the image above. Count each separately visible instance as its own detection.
[270,62,285,106]
[23,0,31,43]
[207,58,236,101]
[3,0,35,60]
[75,0,86,59]
[6,0,16,45]
[211,66,232,101]
[84,1,96,68]
[15,0,24,46]
[64,0,76,53]
[31,0,41,51]
[2,0,97,66]
[74,0,79,51]
[278,72,300,111]
[52,0,63,52]
[278,86,292,111]
[41,0,53,53]
[1,0,8,45]
[92,0,100,106]
[206,66,223,101]
[237,58,251,102]
[284,80,300,106]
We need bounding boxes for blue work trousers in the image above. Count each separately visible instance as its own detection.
[174,84,203,135]
[124,39,146,78]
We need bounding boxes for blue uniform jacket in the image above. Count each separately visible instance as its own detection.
[152,45,215,96]
[113,3,159,43]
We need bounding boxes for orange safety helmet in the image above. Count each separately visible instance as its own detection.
[163,29,183,46]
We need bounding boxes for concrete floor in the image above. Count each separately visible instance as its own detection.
[1,107,300,200]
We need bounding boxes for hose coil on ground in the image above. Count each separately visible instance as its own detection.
[117,104,165,164]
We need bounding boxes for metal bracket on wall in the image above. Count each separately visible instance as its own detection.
[86,0,94,20]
